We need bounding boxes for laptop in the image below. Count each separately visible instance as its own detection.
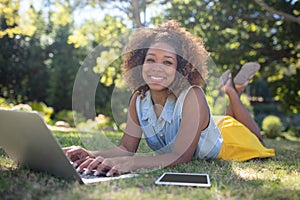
[0,109,137,184]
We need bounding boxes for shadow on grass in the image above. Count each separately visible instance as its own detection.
[0,133,299,199]
[0,164,72,199]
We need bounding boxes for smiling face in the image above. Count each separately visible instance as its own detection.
[142,42,177,93]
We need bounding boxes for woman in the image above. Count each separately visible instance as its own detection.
[64,20,275,177]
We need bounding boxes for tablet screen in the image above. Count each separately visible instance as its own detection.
[155,172,211,187]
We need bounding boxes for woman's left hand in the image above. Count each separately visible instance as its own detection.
[94,156,136,176]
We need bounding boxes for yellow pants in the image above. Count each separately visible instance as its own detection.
[217,116,275,162]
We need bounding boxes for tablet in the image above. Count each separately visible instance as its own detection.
[155,172,211,187]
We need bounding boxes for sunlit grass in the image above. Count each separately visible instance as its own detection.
[1,130,299,200]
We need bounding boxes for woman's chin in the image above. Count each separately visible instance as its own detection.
[147,83,170,92]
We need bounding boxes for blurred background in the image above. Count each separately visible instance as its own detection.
[0,0,299,138]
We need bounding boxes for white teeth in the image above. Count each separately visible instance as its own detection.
[150,76,164,80]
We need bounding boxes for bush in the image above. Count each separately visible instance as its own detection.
[30,101,54,124]
[54,110,87,127]
[54,110,76,127]
[0,97,9,108]
[207,93,254,116]
[287,126,300,138]
[262,115,283,138]
[76,114,117,132]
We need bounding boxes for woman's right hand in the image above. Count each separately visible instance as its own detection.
[63,145,94,167]
[75,156,105,175]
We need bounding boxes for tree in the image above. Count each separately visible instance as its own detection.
[1,0,299,116]
[68,15,129,118]
[44,1,86,112]
[0,0,37,38]
[254,0,300,25]
[0,1,47,103]
[163,0,300,114]
[77,0,164,28]
[46,25,78,111]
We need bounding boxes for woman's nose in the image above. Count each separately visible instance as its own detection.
[152,63,164,71]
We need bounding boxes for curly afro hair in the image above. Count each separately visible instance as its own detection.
[121,20,209,97]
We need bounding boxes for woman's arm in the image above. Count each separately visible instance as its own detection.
[100,87,210,175]
[70,92,143,172]
[168,87,210,164]
[64,92,142,164]
[137,87,210,167]
[92,91,142,157]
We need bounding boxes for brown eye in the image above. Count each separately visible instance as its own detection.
[146,58,155,63]
[164,61,173,66]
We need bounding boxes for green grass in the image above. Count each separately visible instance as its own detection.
[1,131,299,200]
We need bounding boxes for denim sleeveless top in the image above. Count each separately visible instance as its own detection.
[136,86,223,159]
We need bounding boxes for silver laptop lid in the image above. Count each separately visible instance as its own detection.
[0,109,82,183]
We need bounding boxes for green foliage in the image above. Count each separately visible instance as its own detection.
[30,101,54,124]
[69,15,128,89]
[0,98,54,124]
[46,28,80,111]
[262,115,283,138]
[288,126,300,138]
[240,93,254,116]
[76,114,116,132]
[0,0,36,38]
[0,2,49,104]
[207,93,254,116]
[206,94,227,115]
[0,97,9,107]
[271,68,300,114]
[54,110,86,127]
[284,114,300,138]
[163,0,300,114]
[252,101,287,129]
[0,0,87,114]
[0,0,299,118]
[54,110,76,127]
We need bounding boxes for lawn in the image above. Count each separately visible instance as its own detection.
[0,130,299,200]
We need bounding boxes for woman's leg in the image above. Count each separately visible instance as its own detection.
[221,73,264,145]
[221,72,243,118]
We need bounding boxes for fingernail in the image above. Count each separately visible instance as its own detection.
[76,167,81,172]
[83,169,91,175]
[73,163,78,168]
[106,172,111,177]
[94,171,100,176]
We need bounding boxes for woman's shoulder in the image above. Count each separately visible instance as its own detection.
[128,90,141,112]
[174,85,208,115]
[178,85,206,102]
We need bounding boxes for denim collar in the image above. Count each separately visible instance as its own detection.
[141,91,175,123]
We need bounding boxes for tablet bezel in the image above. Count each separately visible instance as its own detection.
[155,172,211,187]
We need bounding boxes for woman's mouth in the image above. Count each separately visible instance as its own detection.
[148,75,165,83]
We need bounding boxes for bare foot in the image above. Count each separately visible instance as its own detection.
[233,62,260,95]
[233,62,260,85]
[220,72,236,95]
[234,80,249,96]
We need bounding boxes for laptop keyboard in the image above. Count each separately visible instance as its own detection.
[77,168,138,183]
[79,169,108,179]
